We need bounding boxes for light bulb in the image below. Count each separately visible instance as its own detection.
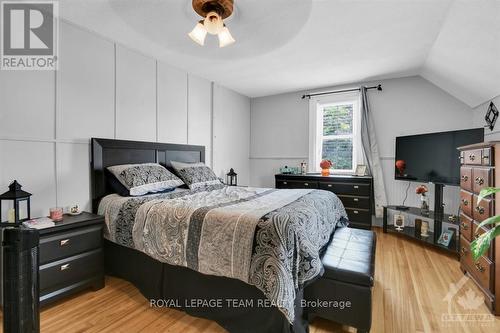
[204,11,223,35]
[188,21,207,46]
[218,26,235,48]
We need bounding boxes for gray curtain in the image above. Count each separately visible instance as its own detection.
[360,86,387,218]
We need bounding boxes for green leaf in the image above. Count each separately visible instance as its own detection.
[471,226,500,261]
[476,214,500,229]
[478,187,500,202]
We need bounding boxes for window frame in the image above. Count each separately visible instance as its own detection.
[309,93,360,174]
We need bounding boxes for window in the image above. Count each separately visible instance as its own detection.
[308,94,361,173]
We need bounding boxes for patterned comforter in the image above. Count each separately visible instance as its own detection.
[98,186,347,322]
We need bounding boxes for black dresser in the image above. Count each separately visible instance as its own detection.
[275,174,374,229]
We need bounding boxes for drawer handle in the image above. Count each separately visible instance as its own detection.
[353,198,359,202]
[353,185,359,189]
[461,222,468,230]
[469,154,476,161]
[304,183,309,186]
[461,175,469,182]
[460,247,468,257]
[60,239,70,246]
[475,177,484,185]
[283,182,287,185]
[60,264,70,271]
[475,262,485,273]
[327,184,332,187]
[353,210,359,214]
[475,206,485,215]
[461,199,469,206]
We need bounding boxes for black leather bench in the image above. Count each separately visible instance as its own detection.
[305,227,376,333]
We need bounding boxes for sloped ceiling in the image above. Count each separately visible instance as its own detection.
[421,0,500,107]
[58,0,499,106]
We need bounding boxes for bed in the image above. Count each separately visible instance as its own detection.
[91,138,348,333]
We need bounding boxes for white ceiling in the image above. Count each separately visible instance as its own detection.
[59,0,500,106]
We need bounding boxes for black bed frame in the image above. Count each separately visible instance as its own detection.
[90,138,307,333]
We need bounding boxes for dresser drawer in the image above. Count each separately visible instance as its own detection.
[323,182,370,196]
[472,168,493,194]
[460,236,494,292]
[459,213,473,242]
[40,249,103,293]
[472,195,493,222]
[276,180,318,189]
[472,222,494,259]
[460,167,473,192]
[346,208,371,224]
[39,226,102,265]
[337,195,370,209]
[462,149,483,165]
[460,190,473,217]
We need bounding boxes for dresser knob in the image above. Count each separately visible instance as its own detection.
[354,185,359,189]
[469,154,476,161]
[60,239,70,246]
[304,183,309,186]
[461,222,468,230]
[460,247,468,257]
[327,184,332,187]
[461,199,469,206]
[283,182,287,185]
[353,198,359,202]
[461,175,468,182]
[475,206,485,215]
[475,262,485,273]
[475,177,484,185]
[353,210,359,214]
[60,264,70,271]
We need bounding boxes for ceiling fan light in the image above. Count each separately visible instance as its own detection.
[204,11,223,35]
[218,26,235,48]
[188,21,207,46]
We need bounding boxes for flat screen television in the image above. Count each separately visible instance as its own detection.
[395,128,484,185]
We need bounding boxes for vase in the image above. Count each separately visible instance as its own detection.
[420,195,429,216]
[321,168,330,176]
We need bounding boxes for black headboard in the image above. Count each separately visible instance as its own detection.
[90,138,205,213]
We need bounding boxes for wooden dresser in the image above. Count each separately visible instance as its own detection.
[275,174,373,229]
[458,142,500,315]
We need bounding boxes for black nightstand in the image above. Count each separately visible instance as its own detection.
[37,212,105,305]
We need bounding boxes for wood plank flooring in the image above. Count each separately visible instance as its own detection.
[1,228,499,332]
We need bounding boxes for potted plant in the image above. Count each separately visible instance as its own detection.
[320,159,333,176]
[471,187,500,260]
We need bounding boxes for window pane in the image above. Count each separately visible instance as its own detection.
[322,104,353,135]
[322,138,353,170]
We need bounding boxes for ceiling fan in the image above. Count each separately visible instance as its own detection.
[188,0,236,48]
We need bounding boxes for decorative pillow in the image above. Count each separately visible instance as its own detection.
[170,161,223,190]
[107,163,184,196]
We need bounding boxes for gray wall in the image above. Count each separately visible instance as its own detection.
[250,76,474,216]
[0,21,250,219]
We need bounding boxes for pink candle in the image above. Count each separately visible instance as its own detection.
[49,207,63,221]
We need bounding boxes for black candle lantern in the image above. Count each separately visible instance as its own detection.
[0,180,32,225]
[226,168,238,186]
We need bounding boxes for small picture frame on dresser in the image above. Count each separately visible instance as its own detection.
[354,165,367,176]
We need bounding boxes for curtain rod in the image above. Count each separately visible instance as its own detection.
[301,84,382,99]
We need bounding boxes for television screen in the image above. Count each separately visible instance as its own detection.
[395,128,484,185]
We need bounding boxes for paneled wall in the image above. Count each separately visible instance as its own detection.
[0,20,250,220]
[250,76,474,221]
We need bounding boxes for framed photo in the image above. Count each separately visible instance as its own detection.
[393,213,405,231]
[355,164,367,176]
[437,229,455,247]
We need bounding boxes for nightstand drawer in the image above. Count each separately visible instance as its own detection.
[276,180,318,189]
[346,208,371,224]
[39,225,102,264]
[40,249,103,293]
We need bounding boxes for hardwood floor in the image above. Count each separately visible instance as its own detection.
[1,228,499,332]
